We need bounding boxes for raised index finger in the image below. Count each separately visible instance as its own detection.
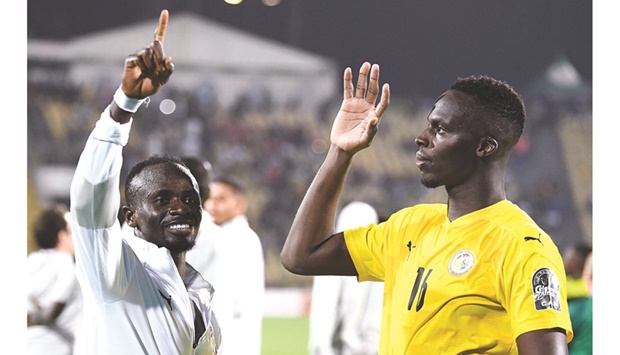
[154,9,169,44]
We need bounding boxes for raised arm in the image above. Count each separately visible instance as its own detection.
[280,62,389,276]
[111,9,174,123]
[69,10,175,298]
[71,9,174,227]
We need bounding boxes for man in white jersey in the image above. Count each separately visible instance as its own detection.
[69,10,222,354]
[27,204,83,355]
[204,175,265,355]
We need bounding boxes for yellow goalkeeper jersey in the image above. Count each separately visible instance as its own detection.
[344,200,573,354]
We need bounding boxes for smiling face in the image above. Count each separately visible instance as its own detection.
[125,162,203,255]
[414,90,483,189]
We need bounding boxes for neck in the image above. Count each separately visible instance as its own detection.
[445,167,506,221]
[172,253,186,280]
[446,187,505,221]
[55,235,74,256]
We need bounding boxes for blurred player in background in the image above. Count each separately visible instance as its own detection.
[309,201,383,355]
[562,241,592,300]
[564,243,593,355]
[181,157,234,355]
[203,175,265,355]
[28,204,83,355]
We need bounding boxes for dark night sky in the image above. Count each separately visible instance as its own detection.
[27,0,593,98]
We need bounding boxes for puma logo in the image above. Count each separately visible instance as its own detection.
[406,241,416,260]
[524,233,543,246]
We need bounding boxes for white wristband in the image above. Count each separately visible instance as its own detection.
[113,85,150,113]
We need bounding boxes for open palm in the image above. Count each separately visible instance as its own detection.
[331,62,390,155]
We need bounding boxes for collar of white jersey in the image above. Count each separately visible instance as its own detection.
[123,232,214,297]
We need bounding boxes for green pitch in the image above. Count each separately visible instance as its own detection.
[262,316,310,355]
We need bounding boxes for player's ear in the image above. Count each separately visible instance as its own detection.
[476,136,498,158]
[123,206,139,228]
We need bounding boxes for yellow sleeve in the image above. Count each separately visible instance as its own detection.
[344,222,388,282]
[500,234,573,342]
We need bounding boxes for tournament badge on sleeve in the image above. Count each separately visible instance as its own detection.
[531,267,562,311]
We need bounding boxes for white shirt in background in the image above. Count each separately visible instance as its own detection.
[27,249,83,355]
[309,201,383,355]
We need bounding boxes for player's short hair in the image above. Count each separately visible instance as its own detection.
[181,156,212,204]
[125,154,190,207]
[33,204,69,249]
[451,75,526,150]
[212,175,247,196]
[570,241,593,265]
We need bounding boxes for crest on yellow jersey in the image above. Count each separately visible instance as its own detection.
[448,249,476,276]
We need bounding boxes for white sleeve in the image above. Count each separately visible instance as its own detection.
[69,105,136,302]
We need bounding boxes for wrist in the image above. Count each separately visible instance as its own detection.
[113,85,150,113]
[109,101,133,124]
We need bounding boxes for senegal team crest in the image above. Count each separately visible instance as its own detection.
[448,249,476,276]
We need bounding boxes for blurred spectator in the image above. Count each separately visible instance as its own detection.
[181,157,233,355]
[563,241,593,300]
[567,249,592,355]
[533,178,563,231]
[205,175,265,355]
[308,201,383,355]
[27,204,83,355]
[27,64,592,291]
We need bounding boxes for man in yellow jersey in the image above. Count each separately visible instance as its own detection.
[281,62,573,354]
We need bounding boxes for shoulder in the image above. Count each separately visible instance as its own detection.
[228,216,261,237]
[29,250,73,267]
[484,201,550,242]
[471,201,563,266]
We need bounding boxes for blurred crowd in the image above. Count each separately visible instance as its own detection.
[27,71,592,287]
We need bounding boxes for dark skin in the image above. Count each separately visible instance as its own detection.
[110,9,174,125]
[280,63,568,354]
[111,10,205,341]
[415,90,507,221]
[123,163,203,271]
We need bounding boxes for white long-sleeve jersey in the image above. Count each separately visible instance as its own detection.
[69,106,222,355]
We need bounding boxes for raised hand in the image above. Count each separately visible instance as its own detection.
[330,62,390,155]
[121,9,175,99]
